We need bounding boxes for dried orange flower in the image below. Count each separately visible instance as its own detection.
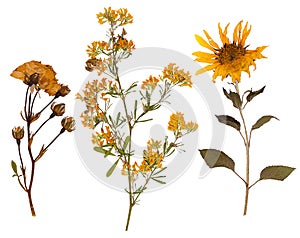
[96,7,133,26]
[141,75,160,90]
[168,112,186,132]
[193,20,267,82]
[162,63,192,87]
[10,60,68,96]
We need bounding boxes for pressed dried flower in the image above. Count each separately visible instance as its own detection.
[193,20,267,82]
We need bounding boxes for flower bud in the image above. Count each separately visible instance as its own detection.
[12,126,24,140]
[61,116,75,132]
[29,73,39,85]
[51,103,65,117]
[55,84,71,97]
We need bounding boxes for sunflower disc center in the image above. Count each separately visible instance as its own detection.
[218,43,245,65]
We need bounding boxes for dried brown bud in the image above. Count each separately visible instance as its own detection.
[56,84,71,97]
[12,126,24,140]
[29,73,39,85]
[51,103,65,117]
[61,116,75,132]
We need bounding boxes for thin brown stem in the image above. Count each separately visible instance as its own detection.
[27,190,36,216]
[17,143,27,191]
[234,82,251,216]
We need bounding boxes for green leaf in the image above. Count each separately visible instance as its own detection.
[151,177,166,184]
[199,149,235,171]
[215,115,241,131]
[260,166,295,181]
[11,160,18,174]
[223,88,242,109]
[246,86,266,102]
[251,115,279,131]
[133,100,137,120]
[94,147,116,157]
[153,167,167,176]
[123,136,131,150]
[106,159,119,177]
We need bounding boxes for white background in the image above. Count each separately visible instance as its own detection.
[0,0,299,237]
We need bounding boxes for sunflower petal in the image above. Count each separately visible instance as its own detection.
[218,22,230,44]
[203,30,219,49]
[195,34,214,51]
[192,51,216,63]
[233,20,243,43]
[240,22,251,46]
[195,64,218,75]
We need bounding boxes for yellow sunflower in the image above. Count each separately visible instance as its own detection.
[193,20,267,83]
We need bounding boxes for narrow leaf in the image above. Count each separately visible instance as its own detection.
[252,115,279,131]
[106,159,119,177]
[94,146,115,156]
[246,86,266,102]
[199,149,235,171]
[153,167,167,176]
[11,160,18,174]
[216,115,241,131]
[151,177,166,184]
[223,88,242,109]
[133,100,137,120]
[260,166,295,181]
[123,136,131,150]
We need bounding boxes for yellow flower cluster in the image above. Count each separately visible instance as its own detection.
[114,37,135,52]
[87,41,109,59]
[10,61,70,97]
[162,63,192,87]
[96,7,133,26]
[168,112,198,134]
[76,78,118,129]
[92,126,115,147]
[141,75,160,90]
[121,139,164,175]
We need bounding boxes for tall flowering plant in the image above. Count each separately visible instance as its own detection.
[193,21,295,215]
[10,61,75,216]
[76,7,198,230]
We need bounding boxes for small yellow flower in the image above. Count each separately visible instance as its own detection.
[96,7,133,26]
[193,20,267,83]
[141,75,160,90]
[168,112,186,132]
[162,63,192,87]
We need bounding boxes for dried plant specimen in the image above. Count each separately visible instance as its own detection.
[193,21,295,215]
[76,7,198,230]
[11,61,75,216]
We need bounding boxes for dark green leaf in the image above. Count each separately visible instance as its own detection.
[251,115,279,131]
[246,86,266,102]
[216,115,241,131]
[199,149,235,171]
[11,160,18,174]
[106,159,119,177]
[223,88,242,109]
[260,166,295,181]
